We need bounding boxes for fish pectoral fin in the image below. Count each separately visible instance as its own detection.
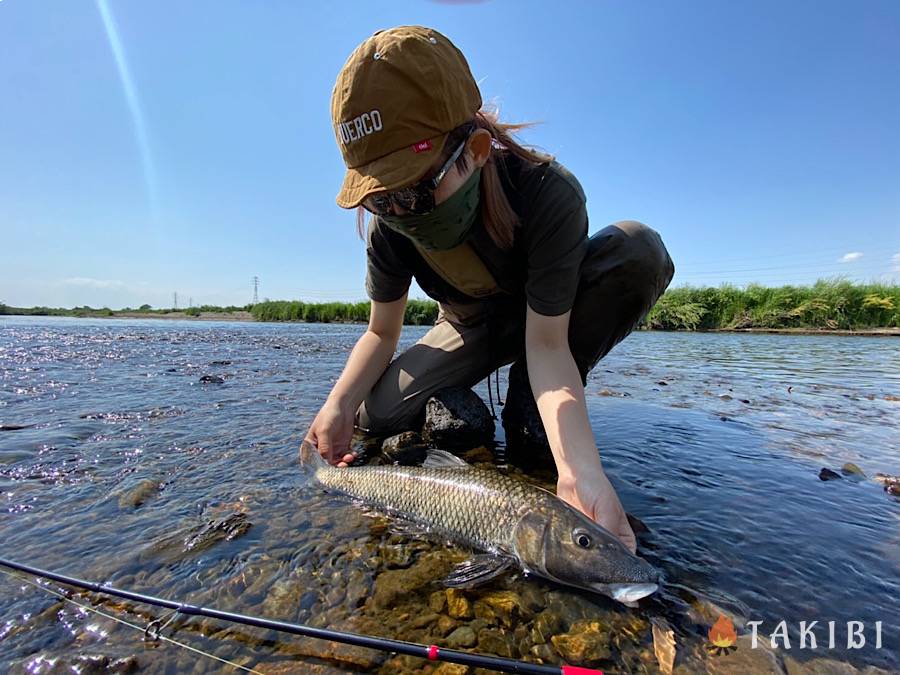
[443,554,513,588]
[422,450,472,469]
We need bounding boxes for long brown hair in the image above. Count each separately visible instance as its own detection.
[355,104,553,249]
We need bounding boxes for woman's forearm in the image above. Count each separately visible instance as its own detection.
[327,330,399,415]
[526,344,604,484]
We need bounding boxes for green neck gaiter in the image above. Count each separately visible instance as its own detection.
[380,167,482,250]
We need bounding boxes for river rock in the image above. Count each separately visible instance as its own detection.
[184,513,251,550]
[422,387,494,448]
[117,479,162,508]
[432,663,471,675]
[446,626,477,648]
[840,463,866,478]
[818,468,842,481]
[371,552,450,609]
[477,628,514,657]
[45,654,138,674]
[428,590,447,613]
[531,643,556,663]
[445,588,473,619]
[480,590,531,627]
[531,610,563,645]
[550,620,612,664]
[0,423,34,431]
[435,615,458,637]
[381,431,428,465]
[199,374,225,384]
[783,655,894,675]
[263,578,303,616]
[705,633,784,674]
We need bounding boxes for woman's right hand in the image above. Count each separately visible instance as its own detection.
[304,400,358,467]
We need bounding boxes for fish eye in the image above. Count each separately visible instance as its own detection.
[573,530,592,549]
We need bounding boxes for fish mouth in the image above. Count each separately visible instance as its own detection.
[603,582,660,604]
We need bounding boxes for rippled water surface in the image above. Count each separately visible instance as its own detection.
[1,316,897,673]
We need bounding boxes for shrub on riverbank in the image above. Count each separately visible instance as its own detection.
[249,298,438,325]
[644,280,899,330]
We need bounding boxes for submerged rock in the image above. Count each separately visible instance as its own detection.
[480,590,531,627]
[199,374,225,384]
[42,654,139,674]
[381,431,428,465]
[840,462,866,478]
[531,611,563,645]
[446,626,477,648]
[445,588,474,619]
[422,387,494,448]
[551,620,612,664]
[116,479,162,508]
[371,552,450,609]
[818,468,842,481]
[477,628,515,657]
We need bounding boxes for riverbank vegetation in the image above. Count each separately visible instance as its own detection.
[643,280,898,330]
[0,303,251,318]
[3,281,897,330]
[248,299,438,325]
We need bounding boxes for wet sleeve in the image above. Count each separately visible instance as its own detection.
[524,197,589,317]
[365,219,413,303]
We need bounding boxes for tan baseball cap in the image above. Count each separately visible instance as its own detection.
[331,25,482,209]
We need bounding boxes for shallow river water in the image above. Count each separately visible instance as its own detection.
[0,316,897,674]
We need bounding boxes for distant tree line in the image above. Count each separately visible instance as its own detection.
[0,303,251,317]
[3,280,897,329]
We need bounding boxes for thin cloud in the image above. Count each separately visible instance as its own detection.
[892,252,900,273]
[63,277,127,289]
[839,252,863,263]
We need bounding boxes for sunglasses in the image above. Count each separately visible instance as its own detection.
[363,133,471,216]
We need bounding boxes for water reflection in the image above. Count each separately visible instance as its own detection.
[0,316,897,672]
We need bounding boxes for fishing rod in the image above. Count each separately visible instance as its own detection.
[0,557,602,675]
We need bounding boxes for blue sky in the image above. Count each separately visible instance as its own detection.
[2,0,899,309]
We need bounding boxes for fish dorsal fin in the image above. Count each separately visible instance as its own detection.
[423,449,471,469]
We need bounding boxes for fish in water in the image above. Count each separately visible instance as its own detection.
[299,441,661,604]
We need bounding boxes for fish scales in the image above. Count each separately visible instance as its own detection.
[311,463,541,552]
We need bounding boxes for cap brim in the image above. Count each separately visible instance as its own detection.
[335,131,450,209]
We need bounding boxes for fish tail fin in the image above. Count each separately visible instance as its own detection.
[299,439,327,474]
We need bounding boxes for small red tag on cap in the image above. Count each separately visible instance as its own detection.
[412,140,432,153]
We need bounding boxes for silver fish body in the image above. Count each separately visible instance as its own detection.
[299,442,660,603]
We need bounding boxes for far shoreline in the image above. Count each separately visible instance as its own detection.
[3,312,898,336]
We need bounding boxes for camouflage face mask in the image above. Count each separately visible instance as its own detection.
[379,167,482,250]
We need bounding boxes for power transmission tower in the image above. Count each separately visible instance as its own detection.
[173,292,178,310]
[252,276,259,304]
[189,297,193,308]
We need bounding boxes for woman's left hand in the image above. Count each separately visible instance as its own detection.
[557,469,637,554]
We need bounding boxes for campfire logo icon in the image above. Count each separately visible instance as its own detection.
[707,614,738,656]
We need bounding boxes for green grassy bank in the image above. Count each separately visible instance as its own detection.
[248,299,438,325]
[643,280,898,330]
[3,281,898,330]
